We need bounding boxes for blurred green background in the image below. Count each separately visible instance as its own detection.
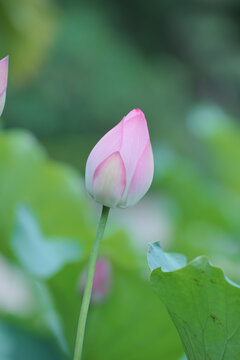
[0,0,240,359]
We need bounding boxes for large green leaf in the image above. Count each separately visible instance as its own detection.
[148,242,240,360]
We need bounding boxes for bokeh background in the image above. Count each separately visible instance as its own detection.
[0,0,240,359]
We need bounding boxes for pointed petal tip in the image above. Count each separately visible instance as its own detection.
[124,108,146,122]
[132,108,143,114]
[0,56,9,64]
[134,108,143,114]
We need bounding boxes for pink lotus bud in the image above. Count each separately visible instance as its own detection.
[85,109,154,208]
[0,56,9,117]
[80,257,112,304]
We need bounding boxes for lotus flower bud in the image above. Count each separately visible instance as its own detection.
[80,257,112,304]
[0,56,9,117]
[85,109,154,208]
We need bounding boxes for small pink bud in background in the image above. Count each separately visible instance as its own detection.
[85,109,154,208]
[80,258,112,304]
[0,56,9,117]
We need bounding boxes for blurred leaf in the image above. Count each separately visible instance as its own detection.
[48,262,183,360]
[155,140,240,282]
[0,130,91,352]
[6,3,192,140]
[148,242,240,360]
[101,229,139,270]
[33,282,69,355]
[11,205,83,279]
[188,105,240,194]
[178,356,187,360]
[0,320,63,360]
[84,266,183,360]
[0,129,138,272]
[0,129,91,258]
[0,130,177,360]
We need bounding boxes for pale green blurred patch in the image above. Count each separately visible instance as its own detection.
[0,0,58,82]
[154,104,240,283]
[11,205,83,279]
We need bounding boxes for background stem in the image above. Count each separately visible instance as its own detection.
[73,205,110,360]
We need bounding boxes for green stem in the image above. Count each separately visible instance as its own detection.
[73,205,110,360]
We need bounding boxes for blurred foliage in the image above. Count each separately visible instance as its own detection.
[0,130,183,359]
[2,0,240,145]
[0,320,62,360]
[154,105,240,284]
[2,0,240,175]
[5,3,192,143]
[12,205,83,279]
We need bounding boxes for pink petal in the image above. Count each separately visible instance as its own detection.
[85,120,123,194]
[120,140,154,208]
[120,109,150,186]
[0,56,8,96]
[92,151,126,207]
